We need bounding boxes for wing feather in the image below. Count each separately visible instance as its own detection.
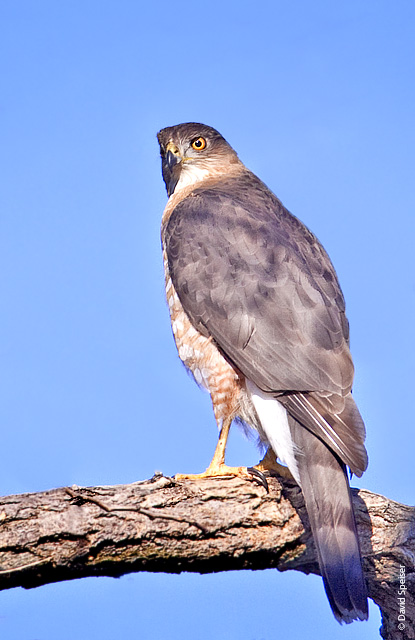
[164,171,366,471]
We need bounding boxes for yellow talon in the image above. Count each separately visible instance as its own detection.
[175,463,249,481]
[254,448,294,480]
[175,418,251,481]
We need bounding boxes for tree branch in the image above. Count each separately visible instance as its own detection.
[0,473,413,638]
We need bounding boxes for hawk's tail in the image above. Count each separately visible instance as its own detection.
[288,415,368,623]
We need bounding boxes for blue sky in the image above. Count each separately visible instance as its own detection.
[1,1,414,638]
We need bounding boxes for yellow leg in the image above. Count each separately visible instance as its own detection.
[175,418,249,480]
[254,447,294,480]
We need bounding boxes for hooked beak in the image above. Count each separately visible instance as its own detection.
[161,141,184,197]
[165,142,182,170]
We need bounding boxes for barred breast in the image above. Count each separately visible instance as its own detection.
[163,248,243,428]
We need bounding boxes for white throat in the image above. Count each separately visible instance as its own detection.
[174,163,211,193]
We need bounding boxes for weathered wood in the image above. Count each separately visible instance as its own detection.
[0,473,413,638]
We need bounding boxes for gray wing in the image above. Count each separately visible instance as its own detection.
[165,171,367,474]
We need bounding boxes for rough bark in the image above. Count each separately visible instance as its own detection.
[0,473,413,639]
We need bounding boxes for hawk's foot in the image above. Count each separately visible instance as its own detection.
[175,463,249,481]
[175,463,269,490]
[254,448,294,480]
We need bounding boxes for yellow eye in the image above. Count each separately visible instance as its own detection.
[191,137,206,151]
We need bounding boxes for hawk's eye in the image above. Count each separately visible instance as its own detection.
[191,137,207,151]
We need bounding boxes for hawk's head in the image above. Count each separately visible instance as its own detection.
[157,123,239,196]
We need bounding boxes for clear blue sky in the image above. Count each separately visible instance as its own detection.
[1,1,414,638]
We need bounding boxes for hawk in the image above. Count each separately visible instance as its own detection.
[157,122,368,623]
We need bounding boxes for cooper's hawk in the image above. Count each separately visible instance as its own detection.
[157,122,368,623]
